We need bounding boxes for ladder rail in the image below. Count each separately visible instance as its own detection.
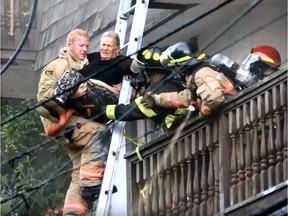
[95,0,150,215]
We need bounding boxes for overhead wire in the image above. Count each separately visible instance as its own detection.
[2,0,277,213]
[2,0,265,189]
[200,0,263,51]
[0,0,235,127]
[0,0,38,75]
[2,1,240,211]
[2,0,266,182]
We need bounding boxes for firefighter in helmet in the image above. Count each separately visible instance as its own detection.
[241,45,281,77]
[142,42,281,118]
[102,46,189,131]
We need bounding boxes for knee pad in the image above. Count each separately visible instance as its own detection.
[80,184,118,202]
[80,184,102,202]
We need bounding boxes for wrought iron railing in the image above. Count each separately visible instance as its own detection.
[124,68,287,216]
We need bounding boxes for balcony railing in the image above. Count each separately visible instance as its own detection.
[124,68,287,216]
[1,0,36,48]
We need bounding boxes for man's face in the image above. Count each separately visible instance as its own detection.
[99,36,119,61]
[68,35,89,61]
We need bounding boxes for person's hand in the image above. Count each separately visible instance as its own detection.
[71,82,87,98]
[59,47,67,59]
[142,92,156,108]
[112,83,122,95]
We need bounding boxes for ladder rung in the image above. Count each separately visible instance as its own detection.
[120,43,129,51]
[121,5,136,17]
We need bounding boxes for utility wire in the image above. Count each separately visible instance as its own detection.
[2,0,267,183]
[0,0,235,127]
[0,0,38,75]
[2,0,269,179]
[201,0,263,51]
[213,12,287,55]
[2,0,274,212]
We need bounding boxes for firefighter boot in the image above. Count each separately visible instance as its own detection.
[80,184,118,202]
[36,98,66,123]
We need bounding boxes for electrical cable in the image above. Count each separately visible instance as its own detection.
[213,12,287,56]
[0,0,38,75]
[2,0,280,213]
[0,0,235,127]
[200,0,263,51]
[1,0,266,181]
[2,0,266,182]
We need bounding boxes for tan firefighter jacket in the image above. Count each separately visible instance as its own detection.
[37,52,88,131]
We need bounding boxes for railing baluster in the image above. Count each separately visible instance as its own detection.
[266,90,276,188]
[243,103,253,199]
[252,97,261,195]
[207,123,215,216]
[14,0,21,43]
[229,111,238,205]
[157,152,165,215]
[192,132,200,216]
[164,148,172,216]
[280,81,287,180]
[237,107,246,202]
[143,159,152,216]
[178,139,186,215]
[172,140,179,215]
[258,94,269,191]
[151,155,159,215]
[1,0,8,42]
[185,135,193,216]
[213,121,220,214]
[200,128,208,216]
[136,163,145,216]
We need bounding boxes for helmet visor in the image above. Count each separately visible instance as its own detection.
[130,57,146,73]
[160,49,192,67]
[242,53,276,70]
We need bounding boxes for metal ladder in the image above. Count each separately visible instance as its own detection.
[95,0,149,215]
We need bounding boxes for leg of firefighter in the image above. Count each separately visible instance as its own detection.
[62,148,89,216]
[60,116,106,215]
[79,128,112,202]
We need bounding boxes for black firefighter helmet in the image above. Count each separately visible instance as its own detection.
[160,41,207,74]
[130,47,172,74]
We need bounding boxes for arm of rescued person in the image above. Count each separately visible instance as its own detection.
[70,82,87,98]
[90,79,120,96]
[112,83,122,94]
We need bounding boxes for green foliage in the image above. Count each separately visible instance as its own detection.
[1,98,70,215]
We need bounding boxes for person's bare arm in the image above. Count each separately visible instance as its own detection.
[90,79,121,96]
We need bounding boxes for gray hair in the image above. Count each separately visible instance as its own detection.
[101,31,120,47]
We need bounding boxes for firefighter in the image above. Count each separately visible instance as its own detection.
[37,29,115,216]
[36,31,135,124]
[142,42,281,117]
[103,46,190,131]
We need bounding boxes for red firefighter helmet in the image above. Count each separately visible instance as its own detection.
[242,45,281,77]
[251,45,281,68]
[243,46,281,69]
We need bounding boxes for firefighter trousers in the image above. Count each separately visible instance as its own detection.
[56,115,111,216]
